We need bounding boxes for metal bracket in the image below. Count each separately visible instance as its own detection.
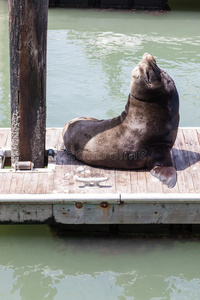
[75,176,109,188]
[0,147,57,173]
[13,161,34,172]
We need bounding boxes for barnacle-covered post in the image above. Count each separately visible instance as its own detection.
[8,0,48,168]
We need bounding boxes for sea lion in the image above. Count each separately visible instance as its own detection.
[63,53,179,188]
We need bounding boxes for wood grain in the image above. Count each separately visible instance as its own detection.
[9,0,48,167]
[0,128,200,195]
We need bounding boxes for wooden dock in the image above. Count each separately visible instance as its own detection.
[1,127,200,225]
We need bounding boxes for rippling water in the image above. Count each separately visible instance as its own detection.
[0,2,200,127]
[1,1,200,299]
[46,9,200,127]
[1,225,200,300]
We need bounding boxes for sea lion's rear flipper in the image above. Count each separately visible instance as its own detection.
[150,166,177,189]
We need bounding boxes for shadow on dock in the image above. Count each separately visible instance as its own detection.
[56,148,200,172]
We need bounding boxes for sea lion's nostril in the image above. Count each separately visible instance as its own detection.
[146,71,150,83]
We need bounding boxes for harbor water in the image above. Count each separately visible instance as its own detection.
[0,1,200,127]
[1,225,200,300]
[0,0,200,299]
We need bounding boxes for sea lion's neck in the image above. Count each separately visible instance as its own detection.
[120,94,131,122]
[130,92,158,103]
[130,93,146,102]
[120,93,154,123]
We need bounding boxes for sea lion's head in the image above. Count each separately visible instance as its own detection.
[130,53,177,103]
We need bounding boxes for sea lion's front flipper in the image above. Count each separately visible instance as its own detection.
[147,146,177,188]
[150,166,177,188]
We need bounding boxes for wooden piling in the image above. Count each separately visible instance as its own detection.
[9,0,48,168]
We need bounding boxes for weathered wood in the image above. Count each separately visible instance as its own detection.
[9,173,25,194]
[54,130,71,193]
[46,128,60,150]
[53,200,200,224]
[3,173,13,193]
[131,170,147,193]
[172,129,195,193]
[22,173,39,194]
[1,127,200,197]
[0,130,9,149]
[162,150,179,193]
[9,0,48,168]
[5,130,11,148]
[146,170,163,193]
[36,173,48,194]
[115,170,131,193]
[0,204,52,223]
[183,129,200,193]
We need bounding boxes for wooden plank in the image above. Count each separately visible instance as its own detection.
[54,165,69,193]
[0,173,13,193]
[0,130,9,148]
[5,129,11,148]
[183,129,200,193]
[162,150,179,193]
[131,170,147,193]
[21,173,39,194]
[53,201,200,224]
[36,173,48,194]
[56,128,64,151]
[46,128,60,150]
[0,204,52,223]
[115,170,131,193]
[146,170,163,193]
[46,172,56,194]
[9,173,25,194]
[195,128,200,145]
[53,129,71,193]
[171,129,195,193]
[46,129,56,149]
[54,149,71,193]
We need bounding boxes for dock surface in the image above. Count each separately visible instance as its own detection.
[1,127,200,224]
[1,127,200,195]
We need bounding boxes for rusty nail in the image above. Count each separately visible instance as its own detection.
[75,202,83,209]
[100,202,108,208]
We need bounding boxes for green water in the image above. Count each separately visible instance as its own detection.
[1,225,200,300]
[1,1,200,299]
[0,1,200,127]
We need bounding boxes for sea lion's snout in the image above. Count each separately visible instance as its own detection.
[131,53,160,87]
[140,53,158,71]
[132,53,156,77]
[130,53,165,99]
[142,53,156,62]
[140,53,161,84]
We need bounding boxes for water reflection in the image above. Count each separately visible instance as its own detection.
[1,225,200,299]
